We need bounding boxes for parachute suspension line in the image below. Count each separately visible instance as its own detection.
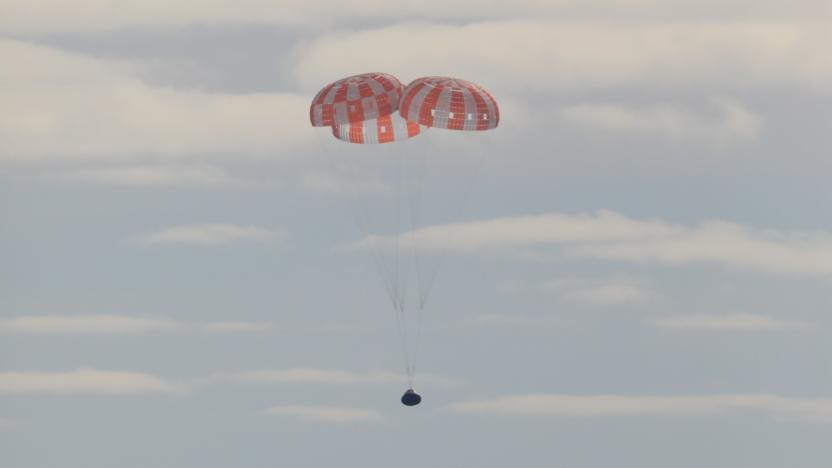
[315,137,396,309]
[341,158,399,311]
[327,150,414,383]
[405,145,429,383]
[393,145,416,387]
[396,148,415,317]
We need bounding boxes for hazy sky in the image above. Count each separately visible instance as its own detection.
[2,2,832,467]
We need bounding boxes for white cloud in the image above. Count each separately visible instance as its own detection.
[542,277,653,304]
[263,405,383,423]
[449,394,832,421]
[355,211,832,277]
[572,220,832,276]
[211,368,460,387]
[294,20,832,94]
[4,19,828,164]
[201,321,272,333]
[133,224,287,247]
[560,98,761,143]
[0,40,313,161]
[651,313,807,331]
[0,315,181,334]
[0,368,180,394]
[354,211,676,252]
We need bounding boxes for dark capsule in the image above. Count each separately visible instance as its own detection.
[401,389,422,406]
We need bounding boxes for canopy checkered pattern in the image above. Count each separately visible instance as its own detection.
[399,77,499,131]
[331,113,422,144]
[309,72,403,127]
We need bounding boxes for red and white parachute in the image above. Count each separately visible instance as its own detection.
[309,72,403,128]
[309,72,499,390]
[310,72,499,143]
[400,76,499,131]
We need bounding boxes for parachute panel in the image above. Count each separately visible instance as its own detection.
[399,76,499,131]
[310,73,403,127]
[332,113,424,144]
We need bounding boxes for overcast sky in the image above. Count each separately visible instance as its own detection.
[2,2,832,467]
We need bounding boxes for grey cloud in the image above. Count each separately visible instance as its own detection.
[449,394,832,421]
[356,211,832,277]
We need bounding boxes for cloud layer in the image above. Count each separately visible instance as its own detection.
[560,99,761,143]
[0,315,180,334]
[263,405,383,423]
[0,369,179,394]
[449,394,832,421]
[295,20,832,93]
[3,0,829,34]
[651,313,807,331]
[60,165,243,187]
[0,40,312,161]
[133,224,287,247]
[0,315,274,335]
[542,277,654,305]
[211,368,460,387]
[357,211,832,276]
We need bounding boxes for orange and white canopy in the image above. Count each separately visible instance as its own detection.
[309,72,403,127]
[399,76,499,131]
[332,113,423,144]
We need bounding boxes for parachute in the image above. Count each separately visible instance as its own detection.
[309,72,403,128]
[309,73,499,406]
[332,113,422,144]
[399,76,500,131]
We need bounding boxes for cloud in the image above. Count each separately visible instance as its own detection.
[4,20,828,165]
[651,313,807,331]
[355,211,832,277]
[294,20,832,94]
[476,313,530,325]
[4,1,826,33]
[542,277,653,304]
[0,40,313,161]
[0,315,181,334]
[0,315,345,336]
[59,165,246,187]
[263,405,383,423]
[210,368,460,387]
[0,368,180,394]
[221,368,385,385]
[132,224,287,247]
[567,283,652,304]
[560,98,761,143]
[201,321,272,333]
[448,394,832,421]
[354,211,676,252]
[298,172,388,194]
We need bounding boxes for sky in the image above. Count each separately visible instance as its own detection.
[2,1,832,467]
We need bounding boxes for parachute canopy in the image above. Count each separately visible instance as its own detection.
[309,72,403,127]
[332,113,423,144]
[309,72,499,141]
[399,76,499,131]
